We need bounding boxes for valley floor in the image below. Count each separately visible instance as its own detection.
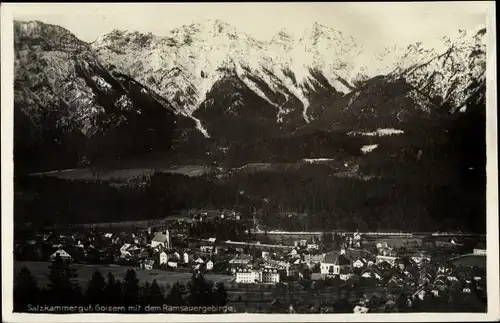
[14,260,232,288]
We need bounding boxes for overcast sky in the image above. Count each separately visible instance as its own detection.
[9,2,491,50]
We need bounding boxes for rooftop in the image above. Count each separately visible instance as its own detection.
[152,231,169,243]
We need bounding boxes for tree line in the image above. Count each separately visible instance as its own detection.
[15,161,485,233]
[14,254,228,313]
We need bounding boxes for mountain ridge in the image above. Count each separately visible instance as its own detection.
[13,19,486,172]
[89,19,486,135]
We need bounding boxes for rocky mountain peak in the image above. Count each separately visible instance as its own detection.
[92,29,157,51]
[301,22,346,45]
[14,20,86,51]
[167,18,250,45]
[15,19,487,151]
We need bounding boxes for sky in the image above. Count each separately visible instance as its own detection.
[7,2,492,51]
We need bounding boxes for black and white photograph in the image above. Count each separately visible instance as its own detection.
[1,2,498,322]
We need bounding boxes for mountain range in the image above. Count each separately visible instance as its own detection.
[14,19,486,172]
[13,19,487,232]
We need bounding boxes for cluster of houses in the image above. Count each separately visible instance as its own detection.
[188,209,243,222]
[229,235,486,296]
[16,224,487,312]
[15,228,222,273]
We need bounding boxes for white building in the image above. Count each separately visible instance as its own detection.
[183,252,189,264]
[264,259,292,276]
[235,269,280,284]
[151,230,172,249]
[340,269,354,281]
[307,244,319,251]
[353,258,367,269]
[473,248,487,256]
[159,251,168,265]
[320,252,336,275]
[353,305,369,314]
[320,252,351,275]
[120,244,132,258]
[294,240,308,248]
[262,269,280,283]
[235,269,261,283]
[206,260,214,270]
[50,249,72,262]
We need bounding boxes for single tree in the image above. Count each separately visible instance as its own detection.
[214,282,228,307]
[14,267,40,312]
[148,280,165,307]
[46,254,82,306]
[85,270,106,305]
[139,281,151,309]
[122,269,140,308]
[165,282,186,306]
[103,272,122,306]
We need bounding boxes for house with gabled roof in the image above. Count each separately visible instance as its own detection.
[303,252,324,264]
[320,251,338,275]
[151,230,171,249]
[50,248,73,262]
[158,251,168,265]
[340,268,356,281]
[388,271,404,286]
[353,258,368,269]
[120,244,132,258]
[321,251,351,276]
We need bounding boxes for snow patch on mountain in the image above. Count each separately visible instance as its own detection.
[348,128,404,137]
[233,59,278,109]
[303,158,335,163]
[183,113,209,138]
[91,75,113,92]
[361,144,379,154]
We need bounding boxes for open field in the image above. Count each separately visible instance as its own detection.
[28,161,359,183]
[449,254,487,269]
[30,165,212,182]
[14,261,232,289]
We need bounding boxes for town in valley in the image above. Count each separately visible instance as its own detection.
[9,2,490,316]
[14,209,487,313]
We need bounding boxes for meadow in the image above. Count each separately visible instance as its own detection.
[14,261,232,289]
